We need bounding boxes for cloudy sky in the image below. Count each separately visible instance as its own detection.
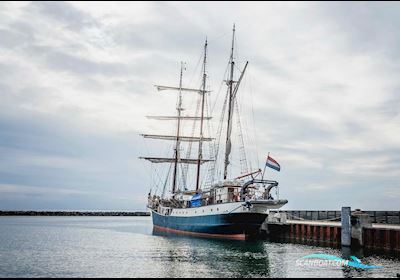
[0,1,399,211]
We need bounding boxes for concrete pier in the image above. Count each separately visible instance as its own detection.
[265,209,400,252]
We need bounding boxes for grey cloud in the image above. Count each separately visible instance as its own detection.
[319,2,400,57]
[378,88,400,118]
[111,22,204,55]
[0,81,59,114]
[0,185,141,211]
[338,120,367,137]
[254,57,291,78]
[0,111,147,210]
[28,1,98,31]
[25,45,129,76]
[256,107,335,143]
[0,27,33,49]
[110,2,206,55]
[317,83,349,94]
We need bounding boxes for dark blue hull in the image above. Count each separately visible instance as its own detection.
[152,210,267,240]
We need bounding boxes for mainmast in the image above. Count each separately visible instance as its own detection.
[223,24,249,180]
[172,62,185,194]
[223,24,236,180]
[195,39,208,191]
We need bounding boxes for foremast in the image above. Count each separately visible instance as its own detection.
[140,39,212,196]
[172,62,185,194]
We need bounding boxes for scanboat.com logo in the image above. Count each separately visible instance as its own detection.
[296,254,382,270]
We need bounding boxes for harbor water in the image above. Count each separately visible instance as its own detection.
[0,216,399,278]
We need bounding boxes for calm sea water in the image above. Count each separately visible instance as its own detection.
[0,216,399,278]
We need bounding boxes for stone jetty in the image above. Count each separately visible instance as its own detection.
[0,211,150,216]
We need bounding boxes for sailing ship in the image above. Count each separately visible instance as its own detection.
[141,25,288,240]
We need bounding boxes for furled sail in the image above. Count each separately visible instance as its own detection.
[139,157,213,164]
[146,116,212,121]
[141,134,213,142]
[155,85,210,94]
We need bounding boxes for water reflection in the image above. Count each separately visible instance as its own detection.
[153,230,271,277]
[1,217,399,278]
[153,229,400,278]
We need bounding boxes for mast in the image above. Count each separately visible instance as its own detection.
[172,62,185,194]
[141,40,214,195]
[223,24,236,180]
[195,39,208,191]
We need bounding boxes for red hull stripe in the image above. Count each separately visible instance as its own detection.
[153,225,247,241]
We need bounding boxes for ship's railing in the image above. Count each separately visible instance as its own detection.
[242,179,279,201]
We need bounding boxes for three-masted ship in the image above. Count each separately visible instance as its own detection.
[141,26,288,240]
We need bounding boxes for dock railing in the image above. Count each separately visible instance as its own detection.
[270,210,400,225]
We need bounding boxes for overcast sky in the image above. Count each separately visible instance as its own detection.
[0,1,399,211]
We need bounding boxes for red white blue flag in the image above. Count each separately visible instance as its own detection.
[266,155,281,172]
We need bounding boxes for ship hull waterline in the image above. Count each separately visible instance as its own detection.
[151,210,268,241]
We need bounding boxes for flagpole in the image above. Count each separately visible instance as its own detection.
[261,152,269,181]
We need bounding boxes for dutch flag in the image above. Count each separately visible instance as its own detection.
[266,155,281,172]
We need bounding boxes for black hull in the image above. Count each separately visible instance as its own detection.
[152,210,267,240]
